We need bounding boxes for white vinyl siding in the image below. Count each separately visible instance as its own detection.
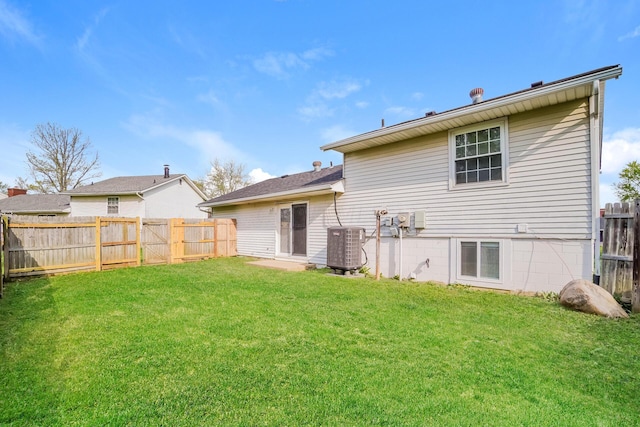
[210,194,339,265]
[211,204,276,259]
[340,99,591,239]
[69,178,206,219]
[143,179,207,218]
[334,98,592,291]
[70,195,144,217]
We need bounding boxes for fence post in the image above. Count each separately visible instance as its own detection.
[633,199,640,313]
[136,217,141,267]
[95,217,102,272]
[1,215,6,297]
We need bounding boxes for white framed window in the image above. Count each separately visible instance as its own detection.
[459,240,501,281]
[107,197,119,215]
[449,119,508,188]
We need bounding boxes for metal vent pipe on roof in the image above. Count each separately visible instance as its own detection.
[164,164,170,178]
[469,87,484,104]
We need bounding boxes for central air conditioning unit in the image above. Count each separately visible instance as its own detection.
[326,226,366,273]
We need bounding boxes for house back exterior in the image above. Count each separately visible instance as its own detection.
[202,65,622,293]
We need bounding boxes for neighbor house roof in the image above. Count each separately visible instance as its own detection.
[62,174,206,199]
[0,194,71,214]
[321,65,622,155]
[199,165,344,208]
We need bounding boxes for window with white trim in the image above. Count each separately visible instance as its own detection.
[450,120,507,186]
[460,241,500,280]
[107,197,119,215]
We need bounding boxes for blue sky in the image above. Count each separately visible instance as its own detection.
[0,0,639,205]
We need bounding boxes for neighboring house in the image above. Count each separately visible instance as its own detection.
[201,65,622,293]
[0,193,71,216]
[198,162,344,262]
[63,166,208,218]
[0,193,7,200]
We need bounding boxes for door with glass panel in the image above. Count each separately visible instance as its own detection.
[278,203,307,257]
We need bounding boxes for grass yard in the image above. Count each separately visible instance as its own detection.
[1,257,639,426]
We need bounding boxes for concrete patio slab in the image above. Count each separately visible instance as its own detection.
[247,259,312,272]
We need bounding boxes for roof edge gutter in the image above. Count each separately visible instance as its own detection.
[321,65,622,152]
[199,180,344,208]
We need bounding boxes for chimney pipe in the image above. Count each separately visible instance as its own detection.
[469,88,484,104]
[312,161,322,172]
[8,188,27,197]
[164,164,170,178]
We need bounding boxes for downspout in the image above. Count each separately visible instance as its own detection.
[589,79,601,283]
[398,226,403,281]
[136,192,145,220]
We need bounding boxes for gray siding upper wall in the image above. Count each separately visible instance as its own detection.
[339,99,591,239]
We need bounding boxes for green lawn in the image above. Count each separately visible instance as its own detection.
[1,257,639,426]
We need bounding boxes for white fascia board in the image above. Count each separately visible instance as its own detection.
[68,191,143,197]
[321,66,622,153]
[200,179,345,208]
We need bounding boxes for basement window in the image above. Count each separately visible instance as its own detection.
[459,241,500,280]
[449,119,508,188]
[107,197,119,215]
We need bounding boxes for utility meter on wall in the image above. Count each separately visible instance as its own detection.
[397,212,410,228]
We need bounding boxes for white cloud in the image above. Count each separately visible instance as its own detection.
[124,114,245,164]
[618,25,640,41]
[298,102,334,120]
[355,101,369,109]
[412,92,424,101]
[300,47,333,61]
[252,47,333,79]
[599,182,618,206]
[253,52,305,79]
[76,7,109,52]
[197,90,225,110]
[249,168,275,183]
[316,79,362,99]
[321,125,356,143]
[168,25,206,59]
[299,78,366,121]
[601,128,640,174]
[0,0,41,46]
[384,106,416,118]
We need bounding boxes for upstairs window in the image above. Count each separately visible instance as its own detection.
[107,197,119,215]
[450,120,507,187]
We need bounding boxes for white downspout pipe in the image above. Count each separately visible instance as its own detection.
[589,79,601,282]
[399,227,403,281]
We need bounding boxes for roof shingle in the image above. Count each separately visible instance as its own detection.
[63,174,186,195]
[200,165,343,206]
[0,194,71,214]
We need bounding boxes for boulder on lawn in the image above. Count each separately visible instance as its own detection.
[559,279,628,318]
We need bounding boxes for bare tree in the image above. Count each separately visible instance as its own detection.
[0,181,7,193]
[13,177,37,193]
[200,159,252,198]
[25,122,101,193]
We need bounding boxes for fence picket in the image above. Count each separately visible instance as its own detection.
[601,202,635,301]
[0,215,236,279]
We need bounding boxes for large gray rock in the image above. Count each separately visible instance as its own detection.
[559,279,629,318]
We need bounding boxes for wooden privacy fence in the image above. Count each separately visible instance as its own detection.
[1,215,236,280]
[601,201,639,312]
